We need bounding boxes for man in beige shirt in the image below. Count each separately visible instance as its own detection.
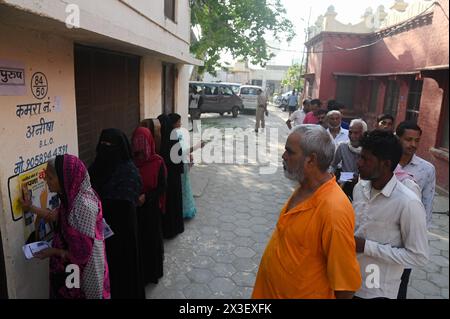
[255,89,268,133]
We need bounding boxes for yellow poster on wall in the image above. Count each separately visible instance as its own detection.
[7,163,58,243]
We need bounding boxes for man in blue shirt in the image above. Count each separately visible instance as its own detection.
[287,89,298,116]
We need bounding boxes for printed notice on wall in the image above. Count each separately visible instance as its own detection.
[8,164,59,243]
[0,59,26,96]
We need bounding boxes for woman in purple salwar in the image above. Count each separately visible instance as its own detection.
[21,154,110,299]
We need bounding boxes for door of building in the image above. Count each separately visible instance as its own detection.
[74,45,140,166]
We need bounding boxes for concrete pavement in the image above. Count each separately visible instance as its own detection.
[146,104,449,299]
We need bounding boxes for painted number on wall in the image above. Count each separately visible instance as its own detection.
[31,72,48,100]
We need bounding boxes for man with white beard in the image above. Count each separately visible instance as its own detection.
[331,119,367,199]
[252,125,361,299]
[326,110,349,147]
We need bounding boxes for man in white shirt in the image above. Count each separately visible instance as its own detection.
[396,121,436,228]
[395,121,436,299]
[286,99,310,130]
[326,110,349,146]
[352,130,429,299]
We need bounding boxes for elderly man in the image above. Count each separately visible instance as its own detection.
[327,110,349,146]
[252,125,361,299]
[331,119,367,199]
[352,130,429,299]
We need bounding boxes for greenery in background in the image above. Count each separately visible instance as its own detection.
[190,0,295,75]
[281,63,305,92]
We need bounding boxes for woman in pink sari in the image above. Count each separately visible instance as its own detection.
[21,154,110,299]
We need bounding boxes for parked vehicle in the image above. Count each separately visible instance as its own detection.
[218,82,241,95]
[280,91,293,111]
[238,85,262,113]
[189,81,244,119]
[273,94,282,106]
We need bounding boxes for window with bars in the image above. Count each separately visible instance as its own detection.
[336,76,357,109]
[406,78,423,122]
[369,80,379,113]
[383,80,400,117]
[165,0,176,21]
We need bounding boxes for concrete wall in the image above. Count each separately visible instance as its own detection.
[319,34,370,103]
[141,56,163,119]
[0,22,78,298]
[305,3,449,191]
[0,0,198,298]
[2,0,197,65]
[417,74,449,192]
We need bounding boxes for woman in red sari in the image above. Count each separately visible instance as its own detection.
[21,154,110,299]
[132,127,167,285]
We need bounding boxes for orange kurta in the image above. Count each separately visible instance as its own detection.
[252,177,361,299]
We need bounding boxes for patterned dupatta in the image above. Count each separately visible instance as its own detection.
[50,154,110,299]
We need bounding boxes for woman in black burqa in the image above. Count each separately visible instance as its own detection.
[157,114,184,239]
[88,128,145,299]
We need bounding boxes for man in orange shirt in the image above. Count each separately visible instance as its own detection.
[252,125,362,299]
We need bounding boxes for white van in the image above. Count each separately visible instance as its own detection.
[238,85,262,112]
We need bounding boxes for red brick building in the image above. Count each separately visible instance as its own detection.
[304,0,449,193]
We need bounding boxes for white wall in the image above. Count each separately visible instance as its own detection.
[0,22,78,298]
[2,0,198,65]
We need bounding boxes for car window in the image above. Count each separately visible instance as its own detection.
[204,85,218,96]
[240,87,249,95]
[240,87,258,95]
[220,86,234,96]
[231,85,240,94]
[191,84,202,94]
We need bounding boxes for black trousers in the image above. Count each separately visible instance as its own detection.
[397,268,412,299]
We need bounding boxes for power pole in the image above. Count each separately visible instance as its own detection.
[300,7,312,102]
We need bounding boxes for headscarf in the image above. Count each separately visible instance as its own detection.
[51,154,108,299]
[157,114,184,174]
[89,128,142,205]
[132,127,167,212]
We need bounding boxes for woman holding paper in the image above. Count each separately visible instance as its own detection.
[21,154,110,299]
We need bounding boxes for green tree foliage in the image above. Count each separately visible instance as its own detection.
[281,63,304,91]
[190,0,294,74]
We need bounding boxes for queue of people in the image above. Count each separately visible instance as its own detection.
[20,113,201,299]
[21,95,437,300]
[254,97,436,299]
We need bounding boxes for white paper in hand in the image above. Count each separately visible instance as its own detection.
[103,218,114,239]
[339,172,355,183]
[22,241,51,260]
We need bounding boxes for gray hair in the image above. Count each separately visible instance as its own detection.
[326,110,342,118]
[350,118,368,132]
[291,125,336,171]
